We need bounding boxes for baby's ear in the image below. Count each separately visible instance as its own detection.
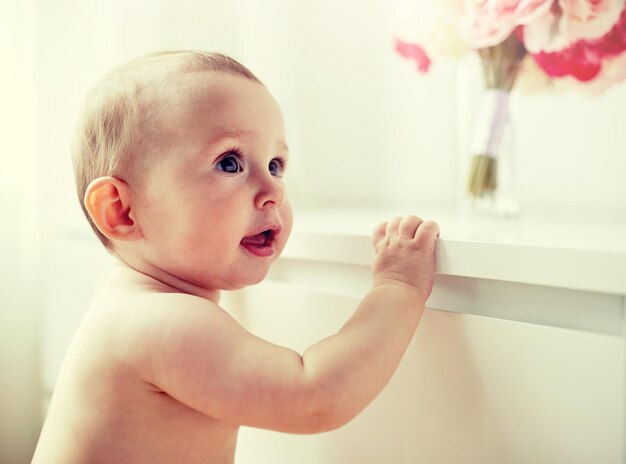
[84,176,142,242]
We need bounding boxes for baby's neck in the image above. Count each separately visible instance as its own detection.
[109,255,221,303]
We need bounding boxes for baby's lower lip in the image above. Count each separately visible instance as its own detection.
[241,241,275,257]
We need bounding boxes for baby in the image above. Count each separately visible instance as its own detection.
[32,50,439,464]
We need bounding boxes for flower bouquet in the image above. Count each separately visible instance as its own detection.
[394,0,626,211]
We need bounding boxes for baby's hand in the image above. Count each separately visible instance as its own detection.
[371,216,440,301]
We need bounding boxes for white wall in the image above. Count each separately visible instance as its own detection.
[1,1,41,462]
[239,0,460,212]
[4,0,625,461]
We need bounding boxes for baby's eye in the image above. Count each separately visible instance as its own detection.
[217,154,242,174]
[269,158,285,177]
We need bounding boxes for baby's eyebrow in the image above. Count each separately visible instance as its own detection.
[276,140,289,153]
[209,130,254,144]
[207,130,289,153]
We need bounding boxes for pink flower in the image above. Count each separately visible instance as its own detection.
[532,6,626,80]
[394,38,432,72]
[464,0,554,48]
[560,0,624,41]
[524,0,625,52]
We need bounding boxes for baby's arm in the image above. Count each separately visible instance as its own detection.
[300,215,438,426]
[141,216,438,433]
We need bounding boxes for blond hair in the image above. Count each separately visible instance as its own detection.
[72,50,262,249]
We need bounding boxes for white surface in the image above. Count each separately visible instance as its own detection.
[285,209,626,295]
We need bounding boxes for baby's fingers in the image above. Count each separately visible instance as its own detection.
[385,216,403,237]
[372,221,387,251]
[398,215,423,239]
[372,216,402,251]
[413,220,440,246]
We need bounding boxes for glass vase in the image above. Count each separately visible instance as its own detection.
[457,56,522,218]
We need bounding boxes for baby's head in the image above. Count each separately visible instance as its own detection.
[73,50,263,249]
[73,50,292,294]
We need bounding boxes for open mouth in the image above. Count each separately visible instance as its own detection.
[240,228,280,257]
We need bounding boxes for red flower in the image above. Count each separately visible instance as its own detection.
[394,38,431,73]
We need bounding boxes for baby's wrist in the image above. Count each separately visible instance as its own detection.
[372,278,428,303]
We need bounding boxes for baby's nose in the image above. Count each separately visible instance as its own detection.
[255,176,285,209]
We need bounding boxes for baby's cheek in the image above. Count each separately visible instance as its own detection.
[280,203,294,241]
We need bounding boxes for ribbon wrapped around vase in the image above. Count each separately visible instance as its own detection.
[467,88,511,198]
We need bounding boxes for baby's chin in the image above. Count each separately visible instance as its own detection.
[216,263,275,291]
[233,268,272,288]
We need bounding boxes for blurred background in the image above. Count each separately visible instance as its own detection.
[2,0,625,462]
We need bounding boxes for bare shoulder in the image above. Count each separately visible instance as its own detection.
[89,283,233,386]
